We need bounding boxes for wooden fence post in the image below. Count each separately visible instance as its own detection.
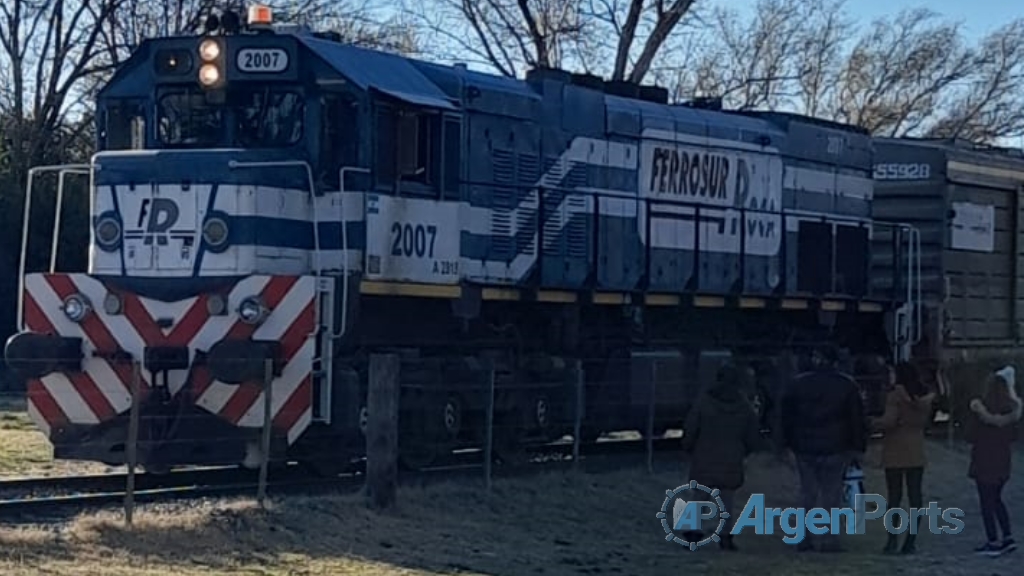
[366,353,399,510]
[257,358,274,507]
[124,360,142,527]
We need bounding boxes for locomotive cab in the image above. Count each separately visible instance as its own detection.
[3,9,381,470]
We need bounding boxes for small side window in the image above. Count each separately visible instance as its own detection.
[442,117,461,197]
[375,104,396,187]
[103,102,145,150]
[130,117,146,149]
[375,101,441,198]
[319,94,359,190]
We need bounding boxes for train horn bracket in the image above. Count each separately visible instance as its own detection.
[4,332,84,380]
[205,339,283,385]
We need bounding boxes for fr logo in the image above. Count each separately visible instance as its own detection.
[137,198,179,246]
[657,481,729,550]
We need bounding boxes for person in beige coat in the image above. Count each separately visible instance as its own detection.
[871,362,935,555]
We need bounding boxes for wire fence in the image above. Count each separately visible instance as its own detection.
[0,352,966,523]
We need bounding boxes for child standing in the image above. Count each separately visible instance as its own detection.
[967,366,1022,556]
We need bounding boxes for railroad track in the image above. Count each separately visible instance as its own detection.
[0,436,684,521]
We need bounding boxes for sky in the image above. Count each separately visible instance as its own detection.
[725,0,1018,42]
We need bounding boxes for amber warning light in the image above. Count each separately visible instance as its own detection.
[248,5,273,26]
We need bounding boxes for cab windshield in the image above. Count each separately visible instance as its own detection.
[156,86,304,148]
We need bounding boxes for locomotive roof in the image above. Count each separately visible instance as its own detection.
[298,36,457,111]
[875,136,1024,159]
[98,27,872,146]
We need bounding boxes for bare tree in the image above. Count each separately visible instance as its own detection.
[667,1,1024,144]
[831,8,974,136]
[93,0,417,72]
[925,19,1024,142]
[667,0,816,110]
[409,0,698,82]
[0,0,124,183]
[586,0,697,83]
[406,0,586,76]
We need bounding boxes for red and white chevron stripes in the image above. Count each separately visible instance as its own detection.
[20,273,317,443]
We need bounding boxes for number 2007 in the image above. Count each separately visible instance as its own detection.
[391,223,437,258]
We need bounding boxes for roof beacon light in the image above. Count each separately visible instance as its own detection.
[248,5,273,27]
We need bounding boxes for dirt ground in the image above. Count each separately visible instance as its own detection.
[0,431,1020,576]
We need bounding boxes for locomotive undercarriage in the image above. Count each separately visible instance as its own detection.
[292,293,894,474]
[51,403,284,472]
[24,291,893,475]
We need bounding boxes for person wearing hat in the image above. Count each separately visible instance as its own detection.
[966,365,1022,556]
[681,362,767,551]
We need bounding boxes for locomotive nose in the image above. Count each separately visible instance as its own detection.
[4,332,84,380]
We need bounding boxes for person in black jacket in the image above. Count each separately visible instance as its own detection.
[682,362,768,550]
[779,345,867,552]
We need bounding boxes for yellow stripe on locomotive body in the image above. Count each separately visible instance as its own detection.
[356,279,891,314]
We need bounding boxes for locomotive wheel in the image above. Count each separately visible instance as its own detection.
[535,397,549,428]
[398,390,441,470]
[301,457,352,478]
[531,392,569,442]
[358,405,369,436]
[142,464,172,475]
[642,426,668,439]
[441,395,462,439]
[492,408,528,466]
[578,426,602,444]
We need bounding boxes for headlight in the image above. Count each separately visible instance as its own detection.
[95,216,121,251]
[103,292,122,315]
[199,39,221,61]
[199,64,221,87]
[207,293,227,316]
[238,296,268,325]
[203,217,229,250]
[62,294,91,323]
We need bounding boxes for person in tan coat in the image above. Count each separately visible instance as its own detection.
[871,362,935,554]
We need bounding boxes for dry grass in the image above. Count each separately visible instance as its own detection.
[0,438,1020,576]
[0,399,112,479]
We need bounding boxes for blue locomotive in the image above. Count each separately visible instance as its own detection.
[4,5,920,472]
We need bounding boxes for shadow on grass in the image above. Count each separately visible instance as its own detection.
[5,469,690,576]
[0,441,1021,576]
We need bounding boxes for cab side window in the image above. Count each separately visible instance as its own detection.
[102,100,146,150]
[319,94,359,190]
[375,103,440,198]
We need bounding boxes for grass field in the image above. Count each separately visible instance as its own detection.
[0,414,1021,576]
[0,396,114,479]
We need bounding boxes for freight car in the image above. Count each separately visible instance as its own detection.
[3,6,920,474]
[873,137,1024,421]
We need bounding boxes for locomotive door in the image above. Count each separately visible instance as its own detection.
[123,183,198,273]
[151,184,199,271]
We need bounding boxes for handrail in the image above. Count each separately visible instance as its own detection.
[228,160,321,331]
[17,163,92,328]
[917,227,922,343]
[334,166,370,340]
[51,168,92,273]
[467,180,908,300]
[461,178,877,226]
